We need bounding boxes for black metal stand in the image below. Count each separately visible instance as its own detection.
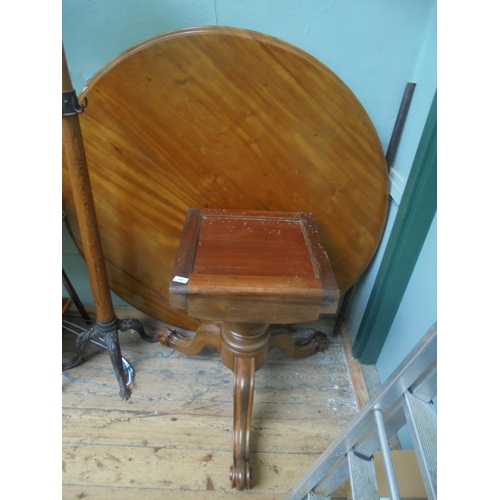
[62,316,157,400]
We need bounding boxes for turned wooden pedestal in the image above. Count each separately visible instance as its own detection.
[157,208,340,490]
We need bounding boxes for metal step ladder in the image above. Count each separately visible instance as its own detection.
[285,322,437,500]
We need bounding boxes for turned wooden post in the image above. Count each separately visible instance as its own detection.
[62,45,160,401]
[62,45,115,322]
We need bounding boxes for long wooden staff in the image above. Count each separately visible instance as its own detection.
[62,44,156,400]
[62,45,115,322]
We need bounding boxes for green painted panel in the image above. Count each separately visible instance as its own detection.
[352,93,437,364]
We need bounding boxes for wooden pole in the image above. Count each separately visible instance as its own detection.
[62,44,157,400]
[62,45,115,322]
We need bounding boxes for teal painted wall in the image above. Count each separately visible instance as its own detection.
[62,2,437,450]
[345,1,436,346]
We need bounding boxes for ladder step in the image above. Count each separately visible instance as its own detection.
[403,390,437,500]
[307,492,330,500]
[283,326,437,500]
[348,449,380,500]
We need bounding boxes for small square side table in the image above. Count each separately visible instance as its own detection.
[158,208,340,489]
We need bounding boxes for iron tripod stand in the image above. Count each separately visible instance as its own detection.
[62,316,157,399]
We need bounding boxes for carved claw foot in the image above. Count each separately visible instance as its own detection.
[269,327,330,358]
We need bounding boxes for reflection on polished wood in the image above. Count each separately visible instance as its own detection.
[161,209,339,489]
[62,26,389,330]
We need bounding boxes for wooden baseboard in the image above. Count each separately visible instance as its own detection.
[339,321,370,409]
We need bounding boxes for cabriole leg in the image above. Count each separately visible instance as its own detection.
[230,356,255,490]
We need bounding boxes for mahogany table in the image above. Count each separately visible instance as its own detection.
[62,27,389,332]
[158,208,340,489]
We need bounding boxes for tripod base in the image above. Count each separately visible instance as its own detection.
[62,316,157,400]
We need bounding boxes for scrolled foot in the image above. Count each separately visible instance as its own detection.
[156,326,178,347]
[230,461,252,490]
[269,327,330,358]
[295,330,329,352]
[157,322,222,355]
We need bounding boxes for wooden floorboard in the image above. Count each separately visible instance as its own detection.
[62,311,358,499]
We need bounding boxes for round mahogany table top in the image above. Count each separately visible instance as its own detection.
[62,26,389,330]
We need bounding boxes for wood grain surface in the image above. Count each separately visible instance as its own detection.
[62,27,389,330]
